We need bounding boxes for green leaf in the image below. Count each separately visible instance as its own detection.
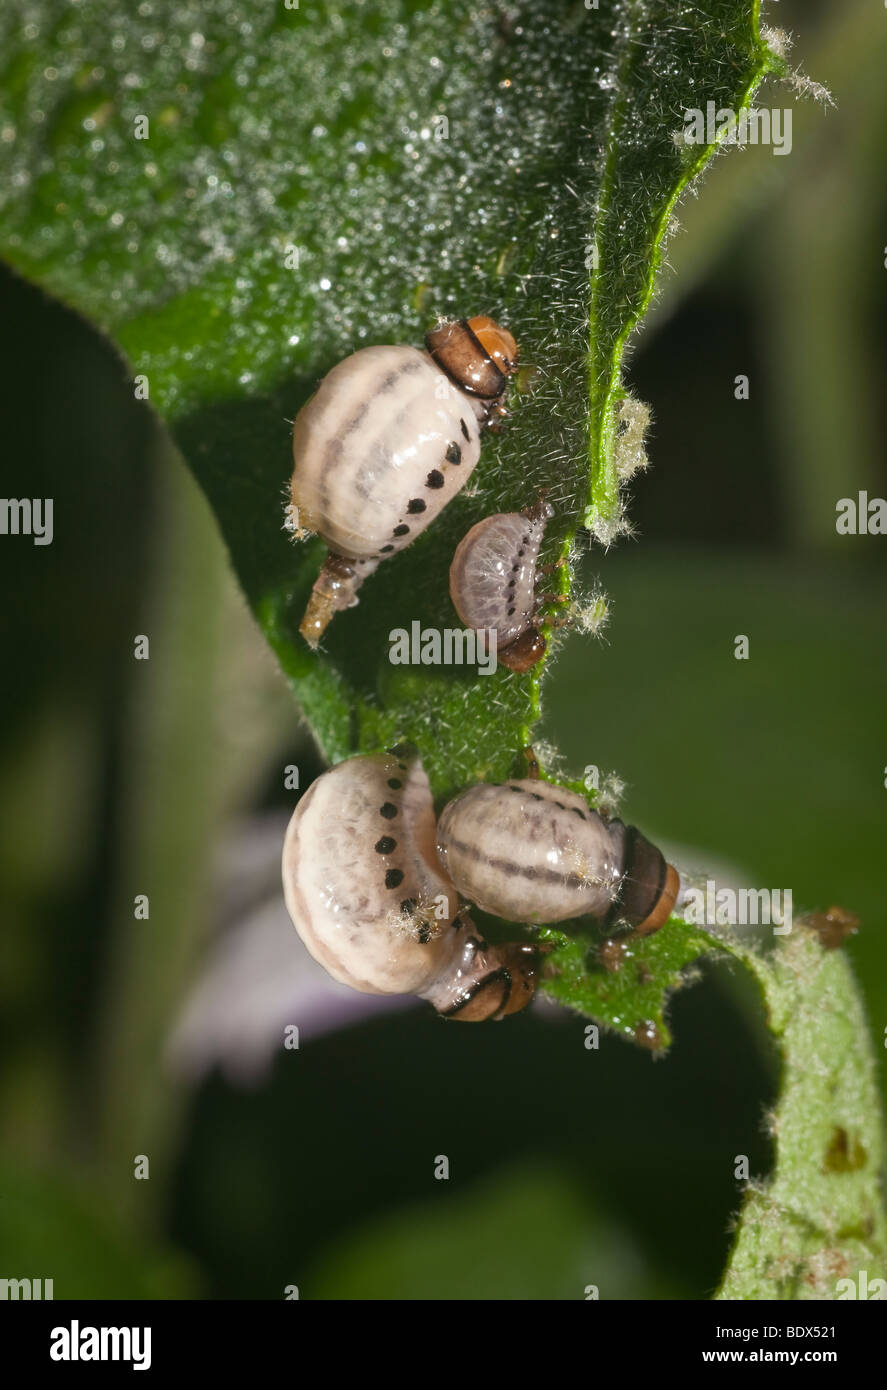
[717,936,887,1299]
[0,0,783,1051]
[0,0,780,797]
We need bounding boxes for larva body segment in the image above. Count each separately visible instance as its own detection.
[449,500,553,670]
[292,346,483,563]
[282,747,458,995]
[436,778,618,924]
[290,317,518,647]
[436,778,679,932]
[282,749,540,1020]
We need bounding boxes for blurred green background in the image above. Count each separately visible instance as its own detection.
[1,0,885,1298]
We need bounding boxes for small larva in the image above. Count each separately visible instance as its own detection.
[281,747,540,1021]
[449,496,556,673]
[436,776,679,933]
[290,316,519,647]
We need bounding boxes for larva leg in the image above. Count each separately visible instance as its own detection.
[522,745,541,780]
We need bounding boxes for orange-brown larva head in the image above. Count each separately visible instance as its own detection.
[441,940,540,1021]
[499,626,547,673]
[466,315,519,375]
[634,862,680,936]
[425,316,519,400]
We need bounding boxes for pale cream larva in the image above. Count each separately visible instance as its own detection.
[282,747,540,1021]
[436,777,680,934]
[290,316,519,647]
[449,497,555,673]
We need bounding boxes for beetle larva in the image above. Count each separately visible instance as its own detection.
[290,316,519,647]
[281,747,539,1021]
[436,777,679,933]
[449,496,555,672]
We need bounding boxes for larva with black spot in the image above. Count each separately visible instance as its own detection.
[449,496,555,673]
[282,747,540,1021]
[290,316,519,647]
[436,777,680,934]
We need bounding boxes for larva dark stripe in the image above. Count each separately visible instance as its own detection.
[429,321,505,400]
[349,371,474,550]
[334,359,423,450]
[439,967,512,1018]
[605,826,667,926]
[318,355,425,514]
[500,781,588,819]
[443,834,597,893]
[329,364,454,548]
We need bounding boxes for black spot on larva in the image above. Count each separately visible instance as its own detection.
[407,498,426,514]
[380,802,398,819]
[418,924,431,944]
[375,836,396,854]
[530,792,543,801]
[446,441,462,464]
[512,563,519,572]
[398,764,407,771]
[554,800,565,810]
[387,778,402,790]
[426,469,445,489]
[571,807,586,819]
[508,578,516,589]
[518,548,525,558]
[523,534,530,544]
[401,897,418,916]
[389,742,410,758]
[385,868,405,889]
[507,606,516,616]
[380,544,395,553]
[393,523,409,537]
[460,418,470,440]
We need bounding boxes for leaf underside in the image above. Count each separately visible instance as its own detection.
[0,1,779,1036]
